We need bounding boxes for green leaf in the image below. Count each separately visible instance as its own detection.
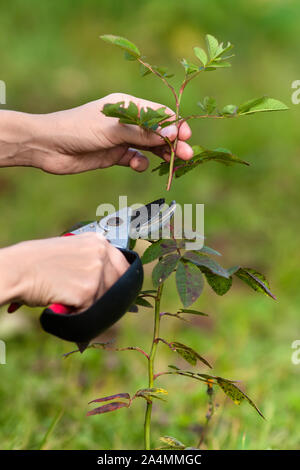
[201,267,233,296]
[216,378,265,419]
[193,47,208,66]
[195,148,249,166]
[181,58,199,74]
[100,34,141,59]
[159,436,186,449]
[237,96,289,115]
[135,297,153,308]
[183,251,229,278]
[177,308,208,317]
[139,106,169,128]
[171,341,211,368]
[152,254,180,287]
[222,104,238,115]
[209,61,231,68]
[176,260,204,307]
[205,34,219,59]
[198,96,217,114]
[102,101,139,125]
[199,245,222,257]
[234,268,276,299]
[135,388,168,403]
[141,239,178,264]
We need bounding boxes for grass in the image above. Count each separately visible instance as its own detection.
[0,0,300,450]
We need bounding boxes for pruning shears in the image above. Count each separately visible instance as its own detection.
[8,199,176,352]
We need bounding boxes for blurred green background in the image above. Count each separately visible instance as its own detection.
[0,0,299,450]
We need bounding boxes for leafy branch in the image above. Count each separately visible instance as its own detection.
[100,33,288,190]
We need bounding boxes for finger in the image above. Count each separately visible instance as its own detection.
[118,148,149,172]
[175,141,194,160]
[107,245,130,277]
[178,120,192,140]
[149,140,193,161]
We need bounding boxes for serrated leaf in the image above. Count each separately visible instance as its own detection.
[88,393,130,405]
[139,106,169,128]
[195,149,249,166]
[227,265,240,276]
[102,101,139,125]
[235,268,276,299]
[193,47,208,66]
[171,341,211,368]
[159,436,186,449]
[141,239,178,264]
[205,34,219,59]
[209,61,231,68]
[198,96,217,114]
[181,58,199,74]
[136,388,168,403]
[222,104,237,115]
[237,96,288,115]
[87,401,129,416]
[176,260,204,307]
[199,245,222,256]
[178,308,208,317]
[100,34,140,58]
[183,251,229,278]
[152,253,180,287]
[215,41,234,58]
[201,267,233,295]
[217,378,265,419]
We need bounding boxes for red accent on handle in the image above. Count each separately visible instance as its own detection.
[7,302,21,313]
[7,232,75,314]
[49,303,73,314]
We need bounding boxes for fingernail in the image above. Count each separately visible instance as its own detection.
[160,124,177,139]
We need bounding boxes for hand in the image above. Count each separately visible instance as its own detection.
[0,233,129,311]
[28,93,193,174]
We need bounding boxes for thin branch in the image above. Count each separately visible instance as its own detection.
[138,58,179,105]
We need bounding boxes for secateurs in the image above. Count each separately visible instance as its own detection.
[9,199,176,351]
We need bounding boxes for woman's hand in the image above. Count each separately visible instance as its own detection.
[0,233,129,311]
[0,94,193,174]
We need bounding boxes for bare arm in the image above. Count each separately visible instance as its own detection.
[0,93,193,174]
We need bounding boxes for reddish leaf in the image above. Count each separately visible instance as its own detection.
[171,341,212,368]
[176,260,204,307]
[183,251,229,278]
[88,393,130,405]
[87,401,129,416]
[141,239,178,264]
[152,254,180,287]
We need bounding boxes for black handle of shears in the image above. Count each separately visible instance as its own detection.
[40,248,143,344]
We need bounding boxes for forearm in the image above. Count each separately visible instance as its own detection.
[0,110,49,169]
[0,243,27,305]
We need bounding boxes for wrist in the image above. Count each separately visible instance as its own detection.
[0,110,51,169]
[0,242,30,305]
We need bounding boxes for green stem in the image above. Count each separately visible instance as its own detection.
[144,283,164,450]
[166,88,183,191]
